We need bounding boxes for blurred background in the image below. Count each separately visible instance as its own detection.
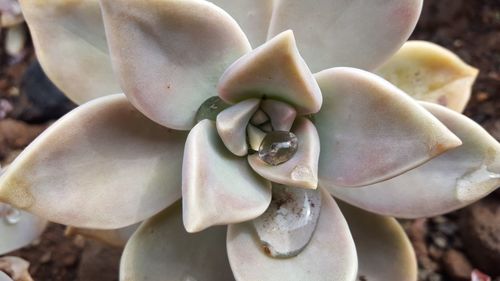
[0,0,498,280]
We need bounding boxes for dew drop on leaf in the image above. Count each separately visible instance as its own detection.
[258,131,298,165]
[195,96,230,123]
[252,185,321,258]
[3,206,21,225]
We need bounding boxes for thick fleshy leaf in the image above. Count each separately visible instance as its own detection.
[218,30,322,115]
[247,124,267,151]
[338,201,417,281]
[315,68,462,187]
[19,0,120,104]
[0,272,11,281]
[250,109,269,126]
[261,99,297,131]
[377,41,479,113]
[0,204,47,255]
[249,117,319,189]
[0,257,31,281]
[216,99,260,156]
[267,0,422,72]
[0,94,187,228]
[66,223,139,248]
[227,187,357,281]
[0,0,23,27]
[207,0,274,47]
[252,185,322,258]
[100,0,251,130]
[330,102,500,218]
[182,120,271,233]
[120,202,233,281]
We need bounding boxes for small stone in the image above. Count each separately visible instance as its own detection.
[428,245,443,260]
[40,252,51,264]
[431,216,448,225]
[436,221,458,236]
[460,198,500,275]
[5,24,26,57]
[432,233,448,249]
[252,185,321,258]
[0,119,47,160]
[471,270,492,281]
[442,249,473,281]
[12,61,76,123]
[195,96,230,123]
[420,258,439,272]
[407,218,429,260]
[428,272,443,281]
[77,241,122,281]
[258,131,298,166]
[0,99,13,120]
[476,92,489,102]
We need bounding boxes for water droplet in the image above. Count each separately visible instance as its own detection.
[456,163,500,203]
[195,96,230,123]
[253,185,321,258]
[3,206,21,225]
[258,131,298,165]
[291,165,314,183]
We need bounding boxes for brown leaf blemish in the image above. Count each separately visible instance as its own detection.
[0,174,35,209]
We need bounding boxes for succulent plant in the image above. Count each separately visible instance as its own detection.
[0,203,46,255]
[0,165,46,256]
[0,256,33,281]
[0,0,499,280]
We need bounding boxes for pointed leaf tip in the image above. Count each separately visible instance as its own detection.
[218,30,322,115]
[315,67,461,187]
[0,95,186,229]
[183,119,271,233]
[331,102,500,218]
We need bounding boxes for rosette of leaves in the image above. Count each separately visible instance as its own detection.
[0,1,498,280]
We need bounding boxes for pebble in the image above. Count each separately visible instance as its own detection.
[442,249,473,281]
[77,241,121,281]
[460,198,500,276]
[432,233,448,249]
[0,119,46,160]
[11,61,75,123]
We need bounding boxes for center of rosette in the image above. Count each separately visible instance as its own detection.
[197,96,299,166]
